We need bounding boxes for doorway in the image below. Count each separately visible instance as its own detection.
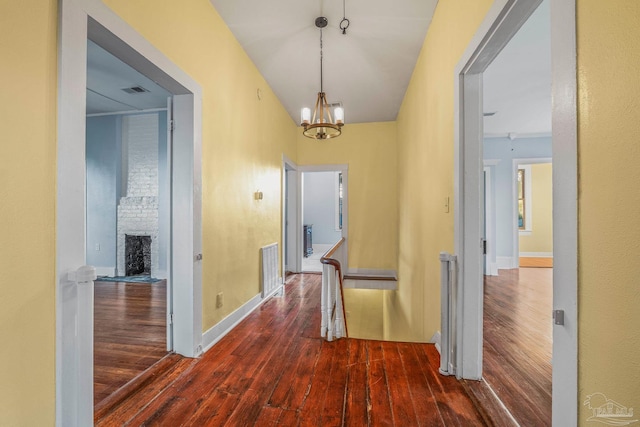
[282,156,299,276]
[58,3,203,425]
[85,39,173,404]
[454,0,577,425]
[299,165,349,273]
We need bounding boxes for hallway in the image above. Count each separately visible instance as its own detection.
[97,274,488,426]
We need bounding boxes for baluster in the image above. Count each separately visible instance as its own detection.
[334,269,344,338]
[326,264,335,341]
[321,263,328,337]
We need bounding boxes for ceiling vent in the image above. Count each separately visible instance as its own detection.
[121,85,150,94]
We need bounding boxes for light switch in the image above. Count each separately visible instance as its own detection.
[444,197,450,213]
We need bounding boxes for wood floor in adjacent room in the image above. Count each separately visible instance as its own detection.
[94,279,168,407]
[96,274,489,426]
[482,268,553,426]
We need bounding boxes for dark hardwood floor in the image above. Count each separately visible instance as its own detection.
[483,268,553,426]
[96,274,489,426]
[94,279,168,406]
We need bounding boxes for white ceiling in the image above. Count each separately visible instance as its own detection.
[86,40,171,115]
[86,0,551,136]
[483,0,551,137]
[209,0,438,124]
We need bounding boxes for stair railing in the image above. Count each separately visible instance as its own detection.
[320,238,348,341]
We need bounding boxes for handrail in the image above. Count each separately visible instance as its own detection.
[321,237,345,262]
[320,238,348,338]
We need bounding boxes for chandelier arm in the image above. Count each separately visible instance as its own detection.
[324,94,333,123]
[312,92,321,124]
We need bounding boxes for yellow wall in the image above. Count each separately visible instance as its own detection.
[391,0,493,342]
[519,163,553,253]
[297,122,398,270]
[102,0,298,330]
[343,289,384,340]
[577,0,640,420]
[0,0,58,424]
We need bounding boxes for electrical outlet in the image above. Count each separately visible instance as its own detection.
[216,292,224,308]
[95,243,100,251]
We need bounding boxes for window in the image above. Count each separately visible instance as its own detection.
[518,168,526,229]
[517,164,533,233]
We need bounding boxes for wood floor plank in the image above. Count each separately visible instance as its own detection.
[421,345,487,426]
[367,340,394,427]
[95,274,489,426]
[95,355,198,426]
[94,280,168,406]
[381,341,419,426]
[344,339,369,426]
[183,389,242,426]
[483,268,552,426]
[396,342,443,426]
[298,341,337,426]
[320,339,350,425]
[254,406,283,426]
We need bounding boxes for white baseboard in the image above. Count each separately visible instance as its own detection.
[95,266,116,277]
[519,252,553,258]
[497,256,517,270]
[431,331,442,354]
[201,284,283,353]
[484,263,499,276]
[345,268,397,279]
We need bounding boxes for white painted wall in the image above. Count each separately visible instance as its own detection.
[86,115,121,274]
[303,171,342,245]
[483,136,552,265]
[86,111,168,278]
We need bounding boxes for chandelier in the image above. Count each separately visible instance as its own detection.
[300,17,344,140]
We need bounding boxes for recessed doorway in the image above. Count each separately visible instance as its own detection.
[85,38,172,410]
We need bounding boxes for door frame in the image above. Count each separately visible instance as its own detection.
[454,0,577,425]
[57,0,203,425]
[282,155,300,274]
[482,165,497,276]
[299,164,349,270]
[511,157,552,263]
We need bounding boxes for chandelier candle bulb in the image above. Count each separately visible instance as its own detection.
[334,107,344,124]
[301,108,311,125]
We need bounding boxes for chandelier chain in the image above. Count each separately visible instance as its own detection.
[320,28,324,93]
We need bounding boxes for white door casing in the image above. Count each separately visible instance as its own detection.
[282,155,299,274]
[454,0,577,426]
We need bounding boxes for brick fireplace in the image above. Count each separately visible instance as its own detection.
[116,114,159,277]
